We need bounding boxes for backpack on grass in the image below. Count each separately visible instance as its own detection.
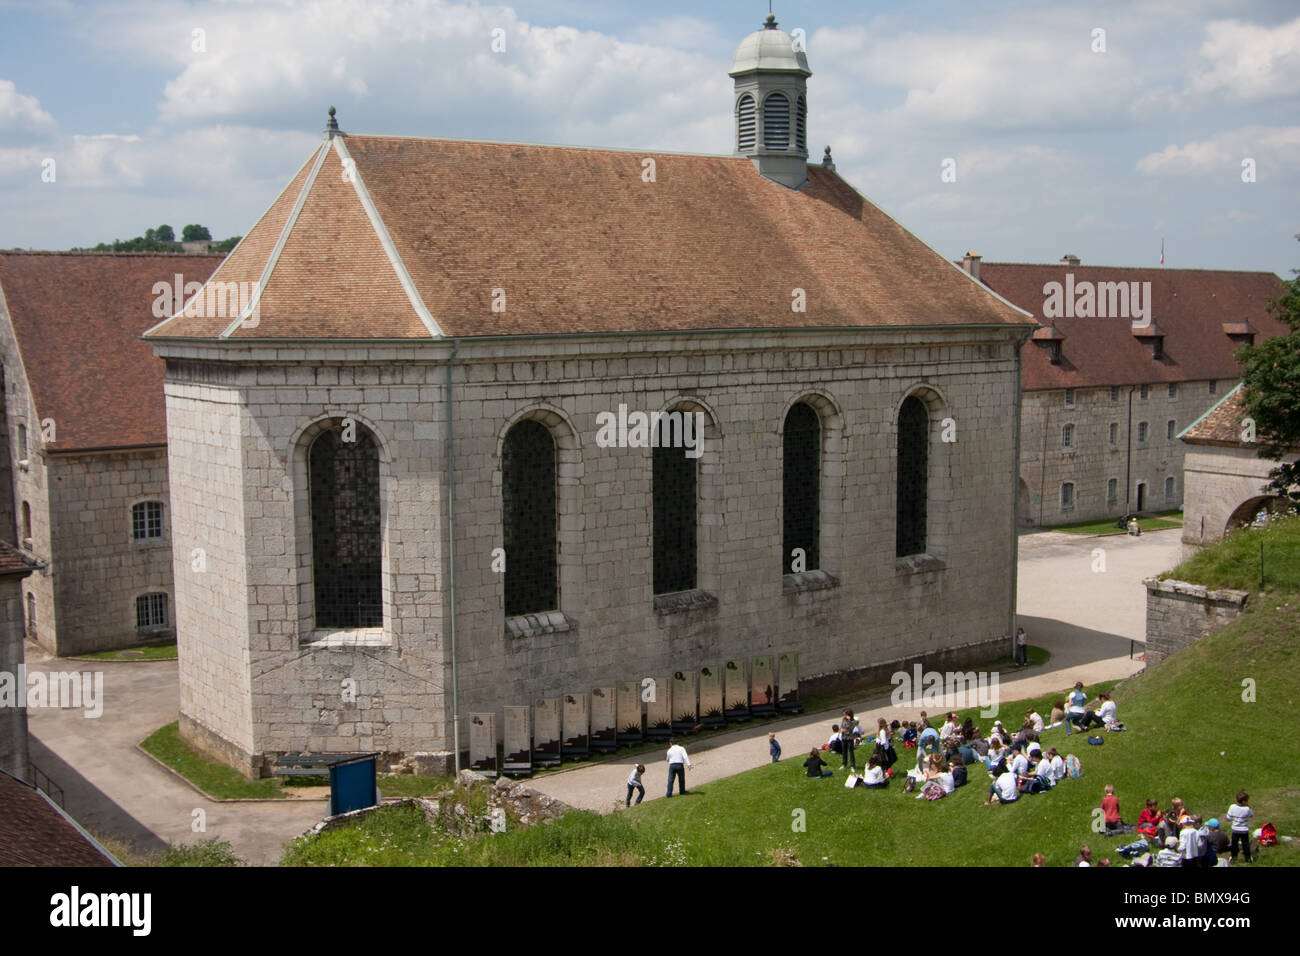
[1259,823,1278,847]
[1087,736,1104,746]
[1064,754,1083,778]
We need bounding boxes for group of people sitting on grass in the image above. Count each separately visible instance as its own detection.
[1105,790,1258,867]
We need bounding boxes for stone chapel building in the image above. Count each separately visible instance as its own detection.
[146,15,1035,775]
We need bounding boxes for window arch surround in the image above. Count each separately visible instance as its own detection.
[290,414,392,643]
[776,390,846,580]
[494,404,583,627]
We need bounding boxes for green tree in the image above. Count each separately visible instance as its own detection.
[181,224,212,241]
[212,235,242,253]
[1238,233,1300,501]
[154,224,176,242]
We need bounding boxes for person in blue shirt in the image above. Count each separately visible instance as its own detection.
[768,732,781,763]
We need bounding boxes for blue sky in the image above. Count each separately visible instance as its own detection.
[2,0,1298,274]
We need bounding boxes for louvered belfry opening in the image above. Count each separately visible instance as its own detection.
[503,419,558,617]
[737,94,757,151]
[896,396,929,557]
[782,402,820,573]
[796,94,807,151]
[763,92,790,149]
[310,425,382,628]
[653,417,697,595]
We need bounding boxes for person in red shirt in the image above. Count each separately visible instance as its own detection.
[1101,784,1123,833]
[1137,797,1164,837]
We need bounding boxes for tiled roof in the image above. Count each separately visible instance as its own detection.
[0,540,40,576]
[1180,383,1300,451]
[0,770,119,866]
[978,264,1290,391]
[0,252,224,452]
[146,135,1033,340]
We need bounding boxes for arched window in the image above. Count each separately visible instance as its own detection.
[309,424,381,628]
[26,592,35,637]
[737,94,757,151]
[782,402,820,573]
[132,501,164,541]
[795,94,807,151]
[896,396,929,557]
[503,420,557,616]
[17,423,27,461]
[653,415,697,594]
[21,501,31,544]
[763,92,790,149]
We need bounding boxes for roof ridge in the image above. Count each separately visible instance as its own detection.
[1,250,225,258]
[1178,382,1244,441]
[345,132,747,160]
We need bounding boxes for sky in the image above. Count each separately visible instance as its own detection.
[1,0,1298,274]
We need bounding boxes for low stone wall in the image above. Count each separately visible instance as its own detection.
[1143,578,1248,667]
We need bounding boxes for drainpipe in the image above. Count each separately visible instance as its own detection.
[445,339,461,774]
[1125,386,1134,511]
[1038,392,1049,527]
[1011,342,1024,657]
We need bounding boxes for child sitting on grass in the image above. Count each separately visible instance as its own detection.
[1137,798,1163,838]
[803,749,833,778]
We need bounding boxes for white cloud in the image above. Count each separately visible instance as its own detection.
[1136,125,1300,175]
[0,80,56,135]
[1191,17,1300,100]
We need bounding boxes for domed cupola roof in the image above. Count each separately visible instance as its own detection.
[729,13,811,77]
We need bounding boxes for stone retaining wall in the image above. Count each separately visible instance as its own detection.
[1143,577,1248,667]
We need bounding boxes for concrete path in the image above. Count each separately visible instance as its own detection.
[517,528,1185,813]
[23,527,1185,862]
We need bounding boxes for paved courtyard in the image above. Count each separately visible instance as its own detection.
[24,527,1186,864]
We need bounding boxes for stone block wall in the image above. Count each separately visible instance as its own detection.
[1021,381,1231,525]
[1182,445,1300,546]
[1143,576,1248,667]
[0,575,30,781]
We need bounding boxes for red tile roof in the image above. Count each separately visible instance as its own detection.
[0,252,224,452]
[1181,383,1300,451]
[0,770,119,866]
[0,540,40,576]
[146,135,1034,340]
[978,264,1289,391]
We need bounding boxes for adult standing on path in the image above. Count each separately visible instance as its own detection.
[665,738,693,797]
[840,709,860,771]
[1015,627,1028,666]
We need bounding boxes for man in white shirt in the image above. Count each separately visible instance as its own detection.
[1009,746,1029,780]
[986,769,1019,805]
[665,738,692,797]
[1098,693,1118,728]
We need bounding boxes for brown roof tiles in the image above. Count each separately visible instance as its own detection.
[0,770,118,866]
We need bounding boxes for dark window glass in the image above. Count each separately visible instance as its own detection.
[310,426,382,628]
[653,417,697,594]
[782,402,820,573]
[132,501,164,540]
[503,420,557,616]
[136,592,168,629]
[896,396,928,557]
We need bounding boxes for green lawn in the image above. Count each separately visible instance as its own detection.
[284,592,1300,866]
[75,642,178,661]
[1046,513,1182,536]
[140,722,287,799]
[1163,514,1300,591]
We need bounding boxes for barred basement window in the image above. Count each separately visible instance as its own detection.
[896,396,928,557]
[503,420,557,617]
[737,94,757,151]
[653,419,697,595]
[136,592,168,630]
[763,92,790,149]
[132,501,164,541]
[310,425,382,629]
[782,402,820,574]
[795,95,807,151]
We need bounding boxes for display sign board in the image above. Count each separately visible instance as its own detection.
[777,652,801,713]
[468,712,497,777]
[617,681,644,745]
[751,655,776,716]
[671,670,698,733]
[534,698,562,765]
[562,693,589,758]
[645,675,673,739]
[724,659,749,721]
[699,664,724,728]
[503,705,532,777]
[590,686,617,752]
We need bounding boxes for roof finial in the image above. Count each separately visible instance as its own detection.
[325,105,340,138]
[764,10,777,29]
[822,145,835,172]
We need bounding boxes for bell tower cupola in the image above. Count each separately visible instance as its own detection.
[729,11,812,189]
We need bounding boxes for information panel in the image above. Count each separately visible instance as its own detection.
[751,655,776,717]
[590,686,617,752]
[534,698,562,766]
[503,705,532,777]
[616,681,644,746]
[699,664,724,728]
[671,670,698,733]
[562,693,589,758]
[724,659,749,721]
[644,675,673,739]
[468,712,497,777]
[777,652,801,713]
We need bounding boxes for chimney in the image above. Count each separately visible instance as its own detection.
[961,251,982,282]
[1060,253,1081,267]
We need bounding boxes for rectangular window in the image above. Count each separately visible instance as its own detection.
[1168,383,1177,399]
[1209,380,1217,395]
[1165,477,1176,499]
[1107,478,1117,502]
[136,593,168,630]
[1110,386,1119,402]
[132,501,164,541]
[1138,422,1149,443]
[1061,483,1075,509]
[1167,420,1176,440]
[1062,424,1074,449]
[1064,388,1075,407]
[17,424,27,461]
[1109,423,1118,445]
[1139,384,1149,400]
